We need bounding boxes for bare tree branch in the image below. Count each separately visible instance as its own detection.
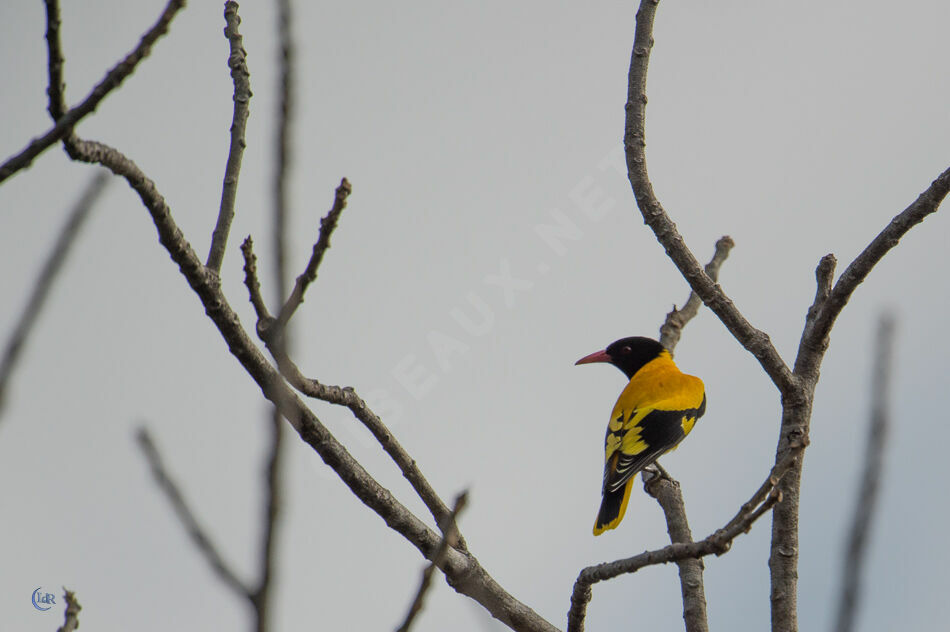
[241,236,272,324]
[624,0,796,398]
[763,257,831,632]
[643,474,708,632]
[797,254,838,363]
[240,236,464,545]
[251,406,283,632]
[568,448,800,632]
[0,0,186,184]
[56,589,81,632]
[832,314,895,632]
[396,491,469,632]
[769,169,949,632]
[723,447,806,533]
[0,172,108,420]
[137,427,253,600]
[754,254,834,626]
[273,178,352,332]
[43,0,67,121]
[620,6,948,632]
[287,357,464,546]
[271,0,295,305]
[641,236,735,632]
[207,0,253,273]
[62,130,552,629]
[659,235,735,353]
[796,168,950,380]
[239,168,465,545]
[42,3,285,627]
[13,4,941,632]
[242,178,353,337]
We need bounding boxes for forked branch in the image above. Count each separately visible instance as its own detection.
[54,118,553,628]
[0,0,186,183]
[796,168,950,379]
[624,0,795,397]
[567,448,801,632]
[274,178,352,332]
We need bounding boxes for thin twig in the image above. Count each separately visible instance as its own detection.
[659,235,735,353]
[722,448,802,535]
[273,178,352,332]
[56,589,81,632]
[0,172,108,419]
[832,314,895,632]
[813,255,836,312]
[284,351,463,546]
[251,406,283,632]
[136,427,252,600]
[396,491,469,632]
[0,0,186,183]
[241,237,272,324]
[43,0,67,121]
[207,0,252,273]
[798,254,838,359]
[271,0,294,304]
[623,0,796,398]
[287,354,463,545]
[567,451,797,632]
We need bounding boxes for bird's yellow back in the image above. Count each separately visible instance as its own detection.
[610,351,705,420]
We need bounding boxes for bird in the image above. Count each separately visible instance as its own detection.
[576,336,706,535]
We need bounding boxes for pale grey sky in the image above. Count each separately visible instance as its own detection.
[2,1,949,631]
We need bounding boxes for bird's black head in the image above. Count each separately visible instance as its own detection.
[575,336,667,379]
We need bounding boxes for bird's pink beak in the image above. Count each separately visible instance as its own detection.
[575,349,611,366]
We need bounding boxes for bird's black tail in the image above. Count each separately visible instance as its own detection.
[593,477,634,535]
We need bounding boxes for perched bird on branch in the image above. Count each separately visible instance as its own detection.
[576,336,706,535]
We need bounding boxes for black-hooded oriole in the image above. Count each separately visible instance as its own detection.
[576,336,706,535]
